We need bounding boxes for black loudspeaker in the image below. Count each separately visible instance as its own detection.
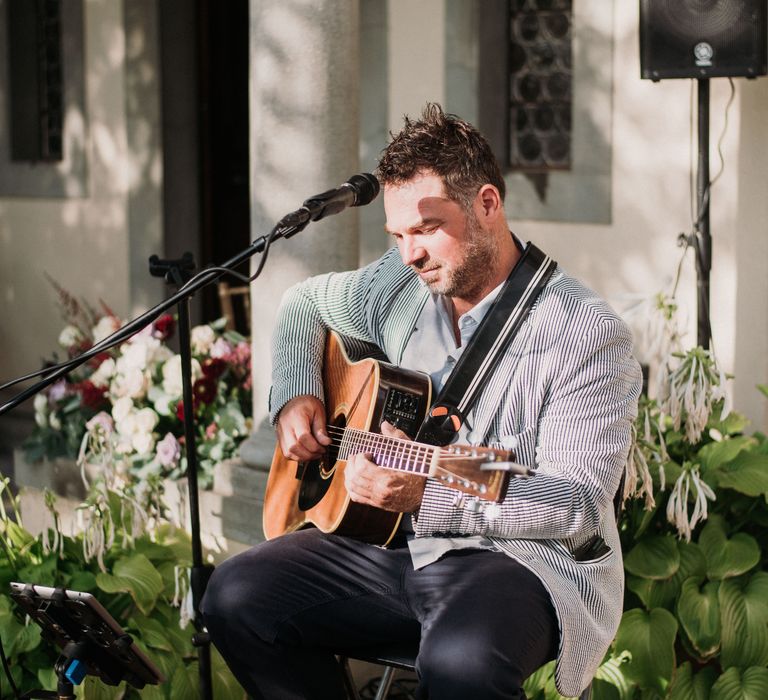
[640,0,768,80]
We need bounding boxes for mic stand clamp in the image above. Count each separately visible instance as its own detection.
[148,254,215,700]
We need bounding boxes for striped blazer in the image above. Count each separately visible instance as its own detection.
[270,247,642,697]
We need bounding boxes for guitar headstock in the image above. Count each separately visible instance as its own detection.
[430,446,514,502]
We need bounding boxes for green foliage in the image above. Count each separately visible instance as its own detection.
[0,479,245,699]
[606,384,768,699]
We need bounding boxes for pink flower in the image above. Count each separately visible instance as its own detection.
[156,432,181,467]
[48,380,68,403]
[86,411,114,435]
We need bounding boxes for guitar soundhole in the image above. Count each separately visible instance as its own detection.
[297,415,345,511]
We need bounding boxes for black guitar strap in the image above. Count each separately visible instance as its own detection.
[414,241,557,446]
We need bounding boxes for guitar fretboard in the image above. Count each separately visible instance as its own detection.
[337,428,436,475]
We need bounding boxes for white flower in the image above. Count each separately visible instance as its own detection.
[111,367,148,400]
[156,433,181,467]
[666,463,716,542]
[131,431,156,455]
[34,393,48,413]
[662,348,726,444]
[58,325,83,349]
[120,341,154,373]
[111,396,134,425]
[134,407,159,433]
[90,358,116,387]
[92,316,122,343]
[191,325,216,355]
[161,355,202,398]
[35,411,48,428]
[49,413,62,431]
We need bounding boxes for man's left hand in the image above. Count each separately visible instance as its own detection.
[344,421,426,512]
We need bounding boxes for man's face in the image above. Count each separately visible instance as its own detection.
[383,171,498,300]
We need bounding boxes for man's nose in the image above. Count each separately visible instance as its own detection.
[399,237,425,266]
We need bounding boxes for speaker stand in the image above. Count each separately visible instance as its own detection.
[694,78,712,350]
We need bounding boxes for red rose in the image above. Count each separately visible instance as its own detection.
[176,400,185,422]
[193,376,217,406]
[76,380,108,411]
[202,358,227,380]
[153,314,176,341]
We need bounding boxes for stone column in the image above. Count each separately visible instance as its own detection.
[240,0,361,468]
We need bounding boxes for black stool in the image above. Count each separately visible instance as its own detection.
[339,642,418,700]
[338,643,594,700]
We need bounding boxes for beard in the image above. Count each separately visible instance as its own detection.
[412,211,500,300]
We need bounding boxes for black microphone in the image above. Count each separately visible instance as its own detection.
[302,173,380,222]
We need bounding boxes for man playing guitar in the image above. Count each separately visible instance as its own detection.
[202,104,642,699]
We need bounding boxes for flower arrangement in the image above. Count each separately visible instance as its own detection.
[24,283,252,488]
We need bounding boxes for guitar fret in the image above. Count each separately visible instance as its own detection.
[336,427,436,474]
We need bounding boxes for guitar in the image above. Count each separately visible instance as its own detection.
[263,332,514,545]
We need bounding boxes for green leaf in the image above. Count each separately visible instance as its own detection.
[710,666,768,700]
[96,554,164,615]
[624,536,680,580]
[613,608,678,694]
[676,578,721,660]
[627,540,706,611]
[698,436,756,472]
[719,572,768,669]
[212,646,247,699]
[714,410,751,436]
[712,452,768,497]
[170,662,198,700]
[698,515,760,580]
[80,675,126,699]
[667,662,718,700]
[757,384,768,399]
[593,651,632,700]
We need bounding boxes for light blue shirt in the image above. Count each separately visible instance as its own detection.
[399,282,504,568]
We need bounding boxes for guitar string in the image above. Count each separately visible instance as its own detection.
[322,425,493,462]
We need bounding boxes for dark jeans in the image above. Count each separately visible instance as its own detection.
[201,529,558,700]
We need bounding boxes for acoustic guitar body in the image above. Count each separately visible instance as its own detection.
[263,333,432,545]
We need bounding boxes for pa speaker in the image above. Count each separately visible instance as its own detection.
[640,0,767,80]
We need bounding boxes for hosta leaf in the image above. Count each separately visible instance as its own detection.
[212,647,248,699]
[710,666,768,700]
[170,661,198,700]
[95,553,163,615]
[593,651,632,700]
[627,541,706,611]
[697,515,760,580]
[624,536,680,580]
[667,662,718,700]
[614,608,678,694]
[712,452,768,497]
[676,578,721,660]
[80,675,126,699]
[719,572,768,669]
[698,436,756,473]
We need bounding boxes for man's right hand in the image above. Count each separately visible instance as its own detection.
[275,395,332,462]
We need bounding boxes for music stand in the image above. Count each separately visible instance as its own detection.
[9,583,164,700]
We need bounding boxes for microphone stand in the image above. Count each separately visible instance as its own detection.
[0,179,373,697]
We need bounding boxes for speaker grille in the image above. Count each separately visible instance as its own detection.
[640,0,767,80]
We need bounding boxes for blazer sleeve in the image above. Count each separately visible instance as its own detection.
[413,315,642,542]
[269,248,410,423]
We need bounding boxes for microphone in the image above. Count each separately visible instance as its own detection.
[301,173,380,222]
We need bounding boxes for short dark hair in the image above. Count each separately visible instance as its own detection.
[376,103,506,208]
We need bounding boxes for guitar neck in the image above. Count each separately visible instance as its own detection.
[337,428,435,476]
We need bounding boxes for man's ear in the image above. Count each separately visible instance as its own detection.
[476,184,502,220]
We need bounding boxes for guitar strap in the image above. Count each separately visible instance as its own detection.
[414,241,557,446]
